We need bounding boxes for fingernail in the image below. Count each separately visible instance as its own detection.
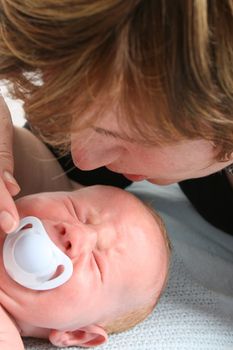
[0,211,17,233]
[4,171,18,186]
[3,171,20,192]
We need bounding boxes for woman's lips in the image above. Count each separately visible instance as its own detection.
[123,174,147,182]
[106,166,147,182]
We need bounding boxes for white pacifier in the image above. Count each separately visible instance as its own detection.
[3,216,73,290]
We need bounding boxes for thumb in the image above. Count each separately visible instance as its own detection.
[0,95,20,194]
[0,95,15,176]
[0,95,20,233]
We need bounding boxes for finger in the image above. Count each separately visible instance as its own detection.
[3,171,21,197]
[0,99,22,196]
[0,96,20,233]
[0,95,14,173]
[0,177,19,233]
[0,98,21,195]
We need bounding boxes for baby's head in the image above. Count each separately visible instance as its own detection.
[0,185,170,347]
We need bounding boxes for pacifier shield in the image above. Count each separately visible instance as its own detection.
[3,216,73,290]
[14,233,53,273]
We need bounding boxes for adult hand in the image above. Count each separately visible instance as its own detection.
[0,95,20,233]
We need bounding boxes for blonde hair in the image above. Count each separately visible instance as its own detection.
[0,0,232,159]
[105,303,155,334]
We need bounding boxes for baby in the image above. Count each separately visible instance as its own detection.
[0,185,170,349]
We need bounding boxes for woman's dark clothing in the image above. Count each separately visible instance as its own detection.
[24,123,232,235]
[179,173,233,235]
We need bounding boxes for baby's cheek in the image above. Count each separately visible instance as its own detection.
[96,226,118,251]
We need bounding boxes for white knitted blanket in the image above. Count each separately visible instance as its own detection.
[24,182,233,350]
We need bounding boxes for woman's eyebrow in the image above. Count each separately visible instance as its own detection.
[92,127,137,143]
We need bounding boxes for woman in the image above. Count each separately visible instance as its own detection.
[0,0,232,234]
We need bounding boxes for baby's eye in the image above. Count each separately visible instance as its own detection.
[85,213,101,225]
[72,202,100,225]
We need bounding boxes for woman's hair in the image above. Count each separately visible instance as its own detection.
[0,0,232,159]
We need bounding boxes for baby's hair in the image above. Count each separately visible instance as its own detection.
[105,303,156,335]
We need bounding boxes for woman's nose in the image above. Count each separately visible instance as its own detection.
[71,132,123,170]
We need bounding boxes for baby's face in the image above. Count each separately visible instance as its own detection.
[2,186,169,333]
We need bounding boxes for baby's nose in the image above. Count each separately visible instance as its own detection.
[60,223,97,258]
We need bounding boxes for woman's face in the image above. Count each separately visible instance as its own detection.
[70,111,233,185]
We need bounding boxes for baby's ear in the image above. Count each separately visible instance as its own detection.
[49,324,108,348]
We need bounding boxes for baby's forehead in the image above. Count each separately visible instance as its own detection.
[128,198,168,248]
[107,190,158,226]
